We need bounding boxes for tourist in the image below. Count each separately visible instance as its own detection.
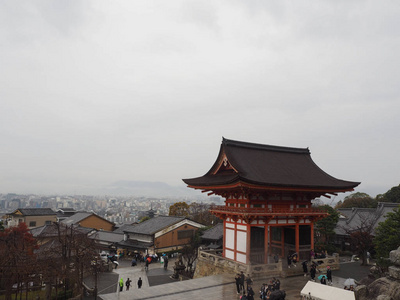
[119,278,124,292]
[137,277,142,289]
[326,266,332,285]
[247,286,255,300]
[235,273,241,294]
[246,274,253,291]
[310,264,316,281]
[302,261,308,277]
[273,253,279,263]
[125,278,131,291]
[287,254,292,268]
[164,255,169,270]
[240,271,245,293]
[310,249,315,260]
[320,276,327,285]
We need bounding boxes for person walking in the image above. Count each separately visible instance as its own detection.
[235,273,241,294]
[164,255,169,270]
[326,266,332,285]
[119,278,124,292]
[247,286,255,300]
[125,278,131,291]
[310,265,316,282]
[302,261,308,277]
[240,271,245,293]
[246,274,253,291]
[137,277,142,289]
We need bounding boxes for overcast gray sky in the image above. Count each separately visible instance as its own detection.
[1,1,399,199]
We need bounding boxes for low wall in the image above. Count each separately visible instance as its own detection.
[194,250,340,279]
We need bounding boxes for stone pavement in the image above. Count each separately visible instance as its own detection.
[94,258,370,300]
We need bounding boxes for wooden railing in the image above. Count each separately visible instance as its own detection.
[209,205,328,216]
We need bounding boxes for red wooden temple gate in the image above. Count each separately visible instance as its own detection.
[183,138,359,265]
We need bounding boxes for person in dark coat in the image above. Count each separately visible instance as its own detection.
[235,274,241,294]
[320,276,327,285]
[125,278,131,291]
[164,255,169,270]
[287,254,292,268]
[240,271,245,293]
[246,274,253,291]
[137,277,142,289]
[302,261,308,277]
[247,286,255,300]
[326,266,332,285]
[310,265,316,281]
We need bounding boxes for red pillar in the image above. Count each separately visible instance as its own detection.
[281,227,285,257]
[295,223,300,258]
[310,222,314,251]
[223,221,226,258]
[264,225,269,264]
[246,224,251,264]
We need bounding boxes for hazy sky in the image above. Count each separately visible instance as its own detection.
[1,1,399,199]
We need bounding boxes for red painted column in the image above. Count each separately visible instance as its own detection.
[295,223,300,257]
[234,220,237,261]
[310,222,314,251]
[264,225,269,263]
[223,220,226,258]
[281,227,285,257]
[246,224,251,264]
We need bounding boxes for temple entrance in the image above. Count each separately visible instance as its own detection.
[250,226,265,264]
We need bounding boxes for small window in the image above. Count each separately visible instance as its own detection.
[45,221,52,225]
[253,204,261,208]
[29,221,36,227]
[229,203,234,207]
[240,204,245,207]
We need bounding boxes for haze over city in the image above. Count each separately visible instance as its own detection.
[1,1,399,201]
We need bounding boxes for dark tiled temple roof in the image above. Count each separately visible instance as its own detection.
[183,138,360,191]
[122,216,185,235]
[12,208,56,216]
[201,223,223,241]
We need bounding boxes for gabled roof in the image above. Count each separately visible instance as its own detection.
[11,208,56,216]
[89,231,124,243]
[62,212,114,226]
[30,223,92,238]
[183,138,360,193]
[335,202,400,236]
[122,216,186,235]
[201,223,223,241]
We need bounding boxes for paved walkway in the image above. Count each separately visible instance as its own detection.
[93,258,371,300]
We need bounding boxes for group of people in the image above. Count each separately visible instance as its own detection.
[259,277,284,300]
[287,252,298,268]
[235,272,255,300]
[118,277,143,292]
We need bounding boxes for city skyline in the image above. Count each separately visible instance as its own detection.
[1,1,399,200]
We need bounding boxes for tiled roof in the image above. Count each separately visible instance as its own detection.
[201,223,223,241]
[89,231,124,243]
[13,208,56,216]
[183,138,360,191]
[117,239,153,250]
[335,202,400,236]
[122,216,185,235]
[62,212,92,225]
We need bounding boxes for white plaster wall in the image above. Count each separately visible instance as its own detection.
[225,249,234,260]
[237,224,247,231]
[226,228,235,249]
[226,223,235,229]
[237,253,247,264]
[236,230,247,253]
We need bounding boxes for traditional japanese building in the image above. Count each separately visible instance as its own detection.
[183,138,360,265]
